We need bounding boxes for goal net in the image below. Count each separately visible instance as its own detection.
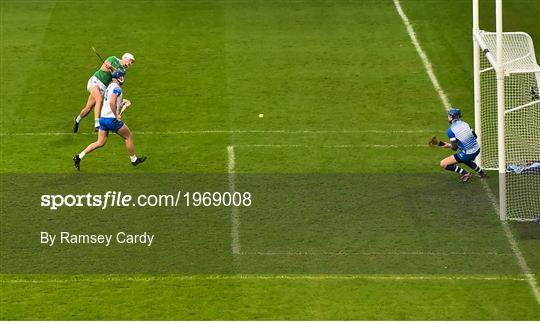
[475,30,540,221]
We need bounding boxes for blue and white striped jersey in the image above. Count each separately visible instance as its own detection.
[101,83,123,118]
[447,120,480,154]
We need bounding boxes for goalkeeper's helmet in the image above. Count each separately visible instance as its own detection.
[111,70,125,85]
[448,107,462,121]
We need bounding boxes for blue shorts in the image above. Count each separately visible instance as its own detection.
[99,117,124,133]
[454,149,480,163]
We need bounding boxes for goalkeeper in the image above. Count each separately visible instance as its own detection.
[430,108,486,182]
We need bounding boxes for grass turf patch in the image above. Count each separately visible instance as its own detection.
[1,0,539,319]
[1,274,539,320]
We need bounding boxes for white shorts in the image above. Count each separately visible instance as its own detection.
[86,76,106,94]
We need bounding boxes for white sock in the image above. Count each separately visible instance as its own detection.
[130,155,138,162]
[79,151,86,159]
[75,115,82,123]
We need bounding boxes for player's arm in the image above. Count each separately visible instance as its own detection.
[110,93,120,119]
[439,140,452,148]
[111,87,123,119]
[429,136,451,148]
[109,94,120,119]
[447,128,458,150]
[100,56,117,72]
[449,138,458,150]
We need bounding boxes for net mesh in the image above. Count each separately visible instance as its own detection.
[479,56,497,169]
[477,31,540,221]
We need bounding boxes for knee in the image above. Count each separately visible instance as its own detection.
[92,94,102,105]
[439,160,447,168]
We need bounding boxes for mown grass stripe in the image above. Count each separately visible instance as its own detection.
[0,129,437,136]
[241,251,513,256]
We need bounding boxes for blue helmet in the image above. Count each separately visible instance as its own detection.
[448,107,462,120]
[111,69,125,80]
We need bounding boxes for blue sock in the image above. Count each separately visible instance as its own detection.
[464,160,483,173]
[445,164,467,175]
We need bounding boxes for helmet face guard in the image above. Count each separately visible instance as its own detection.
[112,70,125,85]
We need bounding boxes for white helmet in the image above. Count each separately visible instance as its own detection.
[122,53,135,62]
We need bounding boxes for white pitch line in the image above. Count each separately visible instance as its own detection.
[393,0,540,306]
[0,274,528,284]
[241,251,512,256]
[227,145,240,255]
[0,129,437,136]
[393,0,451,110]
[480,180,540,305]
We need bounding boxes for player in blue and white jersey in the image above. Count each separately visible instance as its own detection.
[439,107,486,182]
[73,70,146,171]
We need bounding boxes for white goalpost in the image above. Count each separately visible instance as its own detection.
[473,0,540,221]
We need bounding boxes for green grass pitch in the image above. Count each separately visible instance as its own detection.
[1,0,539,320]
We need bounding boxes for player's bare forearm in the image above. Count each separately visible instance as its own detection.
[449,139,458,150]
[100,61,109,71]
[101,61,116,72]
[109,94,120,119]
[113,104,121,119]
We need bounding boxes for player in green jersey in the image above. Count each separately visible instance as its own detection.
[73,53,135,132]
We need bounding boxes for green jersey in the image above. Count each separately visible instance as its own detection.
[93,56,125,85]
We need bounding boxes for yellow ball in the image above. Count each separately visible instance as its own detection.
[259,113,264,118]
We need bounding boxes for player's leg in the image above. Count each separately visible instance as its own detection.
[461,151,487,178]
[74,77,103,132]
[73,94,96,133]
[440,154,471,182]
[78,94,96,119]
[89,86,103,131]
[72,131,108,170]
[83,130,108,154]
[463,160,486,178]
[117,124,146,166]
